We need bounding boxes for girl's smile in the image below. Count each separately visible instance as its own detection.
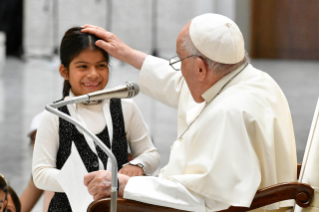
[83,82,100,87]
[60,48,109,96]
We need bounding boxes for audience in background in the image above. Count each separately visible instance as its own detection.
[20,112,54,212]
[0,174,8,212]
[5,186,21,212]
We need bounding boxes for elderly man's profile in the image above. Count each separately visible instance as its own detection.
[82,13,296,212]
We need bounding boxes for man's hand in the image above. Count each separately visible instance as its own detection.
[81,25,147,70]
[119,164,143,177]
[84,170,130,200]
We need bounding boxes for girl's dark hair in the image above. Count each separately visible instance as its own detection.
[6,186,21,212]
[0,174,8,199]
[60,27,110,98]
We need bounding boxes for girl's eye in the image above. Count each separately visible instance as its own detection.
[97,64,107,68]
[77,65,87,69]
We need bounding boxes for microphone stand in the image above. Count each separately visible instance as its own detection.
[45,99,118,212]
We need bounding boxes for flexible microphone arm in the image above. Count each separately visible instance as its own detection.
[45,82,139,212]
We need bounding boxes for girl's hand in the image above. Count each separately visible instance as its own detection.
[119,164,143,177]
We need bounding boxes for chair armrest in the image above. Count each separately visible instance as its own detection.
[87,182,314,212]
[221,182,314,212]
[87,197,188,212]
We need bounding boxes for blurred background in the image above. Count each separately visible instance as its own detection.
[0,0,319,211]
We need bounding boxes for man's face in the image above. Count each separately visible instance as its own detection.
[176,22,198,98]
[0,190,7,212]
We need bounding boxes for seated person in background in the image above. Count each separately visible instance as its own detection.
[82,13,297,212]
[0,174,8,212]
[32,27,160,212]
[5,186,21,212]
[20,112,54,212]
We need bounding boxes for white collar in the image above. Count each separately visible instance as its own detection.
[201,62,248,103]
[67,90,103,109]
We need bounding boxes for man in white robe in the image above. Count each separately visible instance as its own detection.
[82,13,297,212]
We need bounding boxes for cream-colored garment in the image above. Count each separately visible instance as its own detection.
[294,190,319,212]
[251,207,292,212]
[33,96,160,192]
[135,56,297,211]
[294,99,319,212]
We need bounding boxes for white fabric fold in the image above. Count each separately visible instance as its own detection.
[124,176,206,212]
[130,55,297,211]
[67,93,113,171]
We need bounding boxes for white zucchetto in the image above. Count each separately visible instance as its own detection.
[189,13,245,64]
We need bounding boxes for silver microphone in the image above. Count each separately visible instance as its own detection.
[51,82,139,108]
[88,81,139,101]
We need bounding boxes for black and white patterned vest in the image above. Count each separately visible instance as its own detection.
[48,99,129,212]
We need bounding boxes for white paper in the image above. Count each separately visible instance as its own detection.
[57,142,94,212]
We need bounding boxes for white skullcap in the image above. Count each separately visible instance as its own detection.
[28,111,44,137]
[189,13,245,64]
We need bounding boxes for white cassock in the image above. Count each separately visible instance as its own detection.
[124,56,297,212]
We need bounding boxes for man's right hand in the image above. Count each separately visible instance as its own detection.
[81,25,147,70]
[84,170,130,200]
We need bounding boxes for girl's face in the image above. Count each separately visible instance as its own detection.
[60,48,109,96]
[0,190,7,212]
[4,194,15,212]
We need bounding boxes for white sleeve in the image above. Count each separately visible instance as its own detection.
[138,55,185,109]
[32,110,64,192]
[124,176,206,212]
[123,100,160,175]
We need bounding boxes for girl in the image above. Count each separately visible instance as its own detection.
[5,186,21,212]
[0,174,7,212]
[32,27,160,212]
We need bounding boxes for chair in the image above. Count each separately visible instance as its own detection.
[88,98,319,212]
[294,98,319,212]
[87,163,314,212]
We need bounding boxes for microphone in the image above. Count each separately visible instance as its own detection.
[88,81,139,101]
[52,82,140,108]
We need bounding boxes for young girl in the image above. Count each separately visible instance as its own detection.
[0,174,7,212]
[32,27,160,212]
[5,186,21,212]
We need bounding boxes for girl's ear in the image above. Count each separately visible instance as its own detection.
[59,64,69,80]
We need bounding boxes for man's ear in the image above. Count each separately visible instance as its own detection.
[59,64,68,80]
[196,57,208,81]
